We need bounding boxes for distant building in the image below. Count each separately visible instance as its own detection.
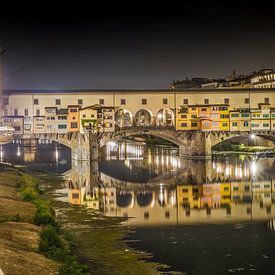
[251,69,275,88]
[170,77,209,89]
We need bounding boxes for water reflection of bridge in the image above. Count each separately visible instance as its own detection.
[61,149,275,226]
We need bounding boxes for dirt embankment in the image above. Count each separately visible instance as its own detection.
[0,166,58,275]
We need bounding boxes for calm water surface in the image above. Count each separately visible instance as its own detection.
[2,140,275,274]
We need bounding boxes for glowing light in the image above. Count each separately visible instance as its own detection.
[250,133,256,139]
[251,160,257,177]
[225,166,230,176]
[157,113,163,119]
[16,146,21,157]
[0,146,3,162]
[55,148,59,163]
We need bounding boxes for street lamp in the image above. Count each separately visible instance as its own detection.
[0,47,6,126]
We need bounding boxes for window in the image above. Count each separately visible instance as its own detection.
[245,98,249,104]
[36,109,40,116]
[144,212,149,219]
[71,122,78,128]
[58,116,67,120]
[222,123,228,127]
[191,114,197,118]
[3,98,8,105]
[163,98,168,104]
[231,113,239,117]
[263,123,270,127]
[82,114,86,118]
[181,114,187,118]
[55,99,61,105]
[232,122,238,127]
[142,98,147,105]
[264,97,269,103]
[120,99,126,105]
[191,122,197,127]
[244,121,249,127]
[4,109,8,116]
[24,109,29,116]
[70,108,78,113]
[181,123,187,127]
[204,98,209,105]
[224,98,229,104]
[241,113,249,117]
[78,99,83,105]
[99,99,104,105]
[201,107,207,111]
[58,124,67,129]
[13,126,21,131]
[183,98,188,105]
[33,99,39,105]
[14,109,18,116]
[263,114,269,118]
[72,193,79,199]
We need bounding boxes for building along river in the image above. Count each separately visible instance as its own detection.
[1,140,275,274]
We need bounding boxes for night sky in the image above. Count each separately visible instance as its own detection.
[1,2,275,90]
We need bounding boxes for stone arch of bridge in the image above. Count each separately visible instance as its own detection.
[105,129,182,148]
[210,132,275,148]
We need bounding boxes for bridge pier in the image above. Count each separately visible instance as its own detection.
[179,132,212,159]
[71,133,91,161]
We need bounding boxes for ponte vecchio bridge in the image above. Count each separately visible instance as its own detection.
[1,88,275,160]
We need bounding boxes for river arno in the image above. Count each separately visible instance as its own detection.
[1,140,275,274]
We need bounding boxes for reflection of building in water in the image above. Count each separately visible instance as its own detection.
[23,148,36,162]
[61,149,275,225]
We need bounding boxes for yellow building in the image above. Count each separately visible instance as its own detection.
[79,105,115,133]
[219,105,230,131]
[177,185,202,209]
[251,103,270,131]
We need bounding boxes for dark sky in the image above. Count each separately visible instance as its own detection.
[1,2,275,90]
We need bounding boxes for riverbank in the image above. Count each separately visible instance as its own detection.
[0,164,58,274]
[0,164,160,274]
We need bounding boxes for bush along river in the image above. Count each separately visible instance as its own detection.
[1,140,275,274]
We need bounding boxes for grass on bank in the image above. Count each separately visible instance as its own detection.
[18,172,89,274]
[213,142,273,152]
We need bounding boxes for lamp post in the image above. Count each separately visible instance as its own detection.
[0,47,6,126]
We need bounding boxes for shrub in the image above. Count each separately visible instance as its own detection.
[33,199,56,226]
[39,224,63,257]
